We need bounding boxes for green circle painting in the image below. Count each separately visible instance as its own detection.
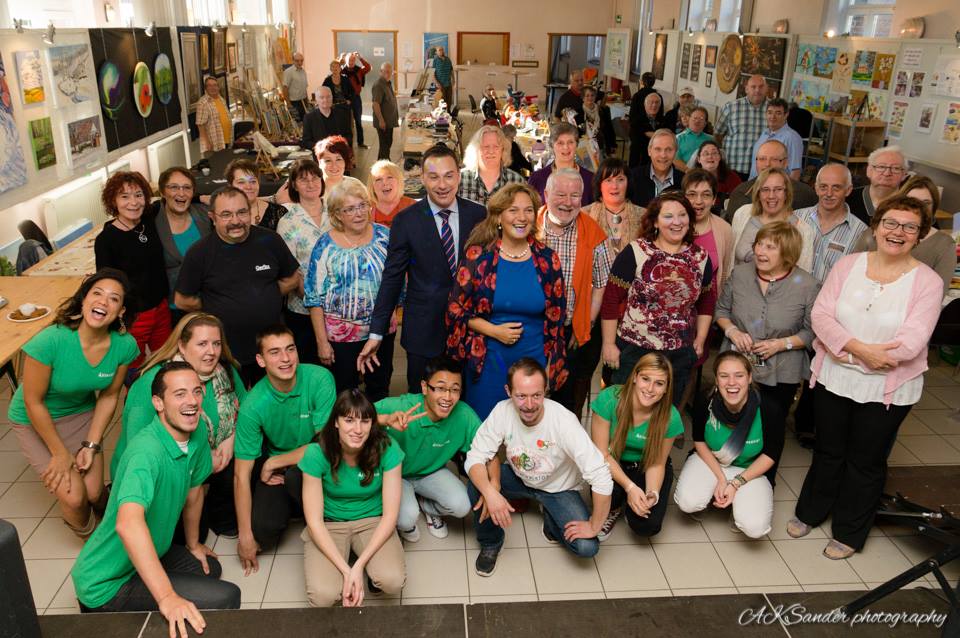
[98,61,124,120]
[133,61,154,117]
[154,53,173,105]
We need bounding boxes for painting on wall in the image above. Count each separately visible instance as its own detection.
[851,50,876,86]
[705,71,713,88]
[795,44,815,75]
[213,30,226,74]
[0,52,29,195]
[704,45,717,69]
[813,46,837,79]
[716,34,742,94]
[680,43,691,80]
[66,115,103,168]
[14,50,45,105]
[423,33,448,66]
[200,33,210,72]
[154,53,174,105]
[831,51,852,93]
[48,43,95,106]
[132,61,154,118]
[180,32,201,108]
[691,44,702,82]
[243,32,255,67]
[28,117,56,170]
[871,53,896,90]
[917,103,936,133]
[741,36,785,80]
[651,33,668,81]
[227,42,237,73]
[98,60,124,120]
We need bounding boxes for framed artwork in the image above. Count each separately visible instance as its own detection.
[705,71,713,88]
[200,33,210,72]
[227,42,237,73]
[66,115,104,168]
[213,30,226,74]
[216,75,227,105]
[28,117,57,170]
[48,44,95,106]
[243,32,255,67]
[691,44,702,82]
[717,34,742,94]
[98,61,124,120]
[132,61,154,118]
[704,45,717,69]
[916,103,936,133]
[153,53,174,105]
[680,43,691,80]
[0,52,29,194]
[651,33,668,81]
[741,36,786,80]
[179,32,201,108]
[14,50,45,104]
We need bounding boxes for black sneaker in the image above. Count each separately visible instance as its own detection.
[367,575,382,594]
[475,546,501,577]
[541,522,560,545]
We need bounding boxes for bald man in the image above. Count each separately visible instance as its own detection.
[846,147,909,225]
[554,69,586,123]
[724,139,818,219]
[282,52,308,121]
[300,86,353,151]
[715,74,769,180]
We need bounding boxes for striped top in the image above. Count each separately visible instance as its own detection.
[793,204,868,284]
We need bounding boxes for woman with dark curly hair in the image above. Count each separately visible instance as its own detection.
[300,389,405,607]
[94,171,170,370]
[6,269,139,538]
[446,182,567,419]
[600,191,717,405]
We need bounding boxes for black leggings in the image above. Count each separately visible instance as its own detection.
[327,333,396,402]
[81,545,240,612]
[611,458,673,537]
[251,460,304,551]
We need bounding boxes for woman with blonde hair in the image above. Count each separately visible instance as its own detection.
[590,353,683,540]
[115,312,245,536]
[305,179,395,400]
[730,167,815,272]
[367,159,416,226]
[446,182,567,418]
[458,124,525,206]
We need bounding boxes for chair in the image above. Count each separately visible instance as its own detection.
[611,117,629,160]
[468,94,482,124]
[17,220,53,256]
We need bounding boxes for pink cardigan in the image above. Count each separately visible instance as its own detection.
[809,253,943,406]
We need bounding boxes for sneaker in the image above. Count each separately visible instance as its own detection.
[417,496,449,539]
[541,522,561,545]
[823,539,855,560]
[597,507,623,542]
[475,546,501,577]
[399,525,421,543]
[786,518,813,539]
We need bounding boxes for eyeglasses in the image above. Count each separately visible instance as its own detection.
[338,203,371,216]
[879,218,920,235]
[214,210,252,220]
[684,190,714,200]
[870,164,904,174]
[165,184,193,192]
[425,382,461,396]
[758,187,786,196]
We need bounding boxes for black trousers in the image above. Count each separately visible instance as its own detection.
[251,459,304,551]
[793,380,816,438]
[611,458,673,537]
[757,382,797,486]
[350,95,365,145]
[327,333,396,402]
[376,126,394,160]
[172,461,238,544]
[284,308,319,366]
[81,545,240,612]
[551,323,602,418]
[239,362,266,390]
[794,384,911,550]
[405,351,432,394]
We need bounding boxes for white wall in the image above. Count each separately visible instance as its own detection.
[751,0,826,36]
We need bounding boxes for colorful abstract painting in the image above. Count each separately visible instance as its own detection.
[133,61,154,117]
[0,52,28,195]
[851,50,876,86]
[98,61,124,120]
[28,117,56,169]
[154,53,173,105]
[14,50,45,104]
[813,47,837,79]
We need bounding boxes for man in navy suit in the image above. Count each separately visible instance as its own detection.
[358,144,487,392]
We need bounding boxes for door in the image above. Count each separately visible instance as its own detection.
[333,30,397,108]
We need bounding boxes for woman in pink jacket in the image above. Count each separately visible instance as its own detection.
[786,195,943,559]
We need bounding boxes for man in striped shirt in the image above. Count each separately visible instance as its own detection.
[714,75,769,180]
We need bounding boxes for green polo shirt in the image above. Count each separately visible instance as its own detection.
[676,130,714,164]
[234,364,336,460]
[112,364,247,478]
[704,407,763,468]
[8,324,139,425]
[590,385,685,463]
[374,393,481,478]
[299,438,403,522]
[71,418,212,608]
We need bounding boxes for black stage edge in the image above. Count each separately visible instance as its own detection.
[38,589,954,637]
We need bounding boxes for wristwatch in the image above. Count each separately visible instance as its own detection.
[784,339,793,351]
[80,440,103,453]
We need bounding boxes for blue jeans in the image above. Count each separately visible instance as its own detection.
[397,468,472,531]
[468,463,599,558]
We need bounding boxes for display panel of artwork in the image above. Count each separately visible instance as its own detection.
[0,52,29,194]
[28,117,56,169]
[14,50,45,104]
[48,44,95,106]
[651,33,668,81]
[66,115,103,167]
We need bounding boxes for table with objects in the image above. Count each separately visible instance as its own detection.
[0,276,83,374]
[23,226,98,278]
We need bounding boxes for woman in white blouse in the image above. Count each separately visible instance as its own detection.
[787,195,943,559]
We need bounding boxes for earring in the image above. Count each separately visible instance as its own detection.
[497,223,502,232]
[119,315,127,334]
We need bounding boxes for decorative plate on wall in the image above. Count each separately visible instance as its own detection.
[153,53,173,105]
[717,34,743,94]
[132,61,154,117]
[98,61,124,120]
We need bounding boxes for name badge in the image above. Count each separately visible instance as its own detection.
[827,241,845,253]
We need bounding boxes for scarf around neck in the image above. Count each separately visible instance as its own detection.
[708,387,761,466]
[172,354,240,448]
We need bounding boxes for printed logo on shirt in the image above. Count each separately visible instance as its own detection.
[432,440,451,448]
[300,413,310,419]
[97,372,113,378]
[255,264,272,272]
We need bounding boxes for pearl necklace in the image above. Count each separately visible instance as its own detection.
[500,245,530,260]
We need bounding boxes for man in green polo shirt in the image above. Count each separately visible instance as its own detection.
[71,361,240,636]
[233,325,336,576]
[375,356,481,541]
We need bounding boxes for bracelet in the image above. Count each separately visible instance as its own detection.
[645,490,660,506]
[724,325,737,338]
[732,473,747,489]
[848,353,854,364]
[80,440,102,453]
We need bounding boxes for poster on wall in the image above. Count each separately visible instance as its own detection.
[423,33,448,66]
[691,45,702,82]
[48,44,95,106]
[66,115,103,168]
[0,52,29,195]
[680,43,691,80]
[14,50,45,105]
[795,44,814,75]
[871,53,895,90]
[910,72,924,98]
[831,51,852,93]
[943,103,960,144]
[603,28,631,81]
[704,45,717,69]
[894,71,909,96]
[651,33,668,81]
[741,36,786,81]
[917,103,936,133]
[813,46,837,79]
[931,56,960,98]
[851,50,876,87]
[28,117,56,169]
[887,100,908,138]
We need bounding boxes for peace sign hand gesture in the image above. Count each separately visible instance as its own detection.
[383,402,428,432]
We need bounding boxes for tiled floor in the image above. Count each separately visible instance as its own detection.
[3,351,960,614]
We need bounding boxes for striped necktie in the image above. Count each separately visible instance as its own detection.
[437,209,457,275]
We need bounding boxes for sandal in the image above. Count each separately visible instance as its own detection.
[786,518,813,538]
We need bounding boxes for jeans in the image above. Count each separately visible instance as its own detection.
[468,463,599,558]
[397,468,472,532]
[613,341,696,406]
[251,460,304,550]
[81,545,240,612]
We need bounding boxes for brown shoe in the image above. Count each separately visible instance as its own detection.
[823,539,856,560]
[786,518,813,538]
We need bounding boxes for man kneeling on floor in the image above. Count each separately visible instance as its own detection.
[375,355,482,541]
[464,358,612,576]
[71,361,240,635]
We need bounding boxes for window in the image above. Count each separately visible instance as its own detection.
[841,0,895,37]
[186,0,228,26]
[687,0,715,32]
[717,0,742,32]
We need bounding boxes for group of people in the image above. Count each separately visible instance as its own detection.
[6,66,954,638]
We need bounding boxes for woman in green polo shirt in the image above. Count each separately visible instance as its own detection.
[116,312,245,536]
[590,353,684,541]
[673,351,779,538]
[300,389,405,607]
[7,268,138,538]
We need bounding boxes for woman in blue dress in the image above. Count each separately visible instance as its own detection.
[446,183,567,419]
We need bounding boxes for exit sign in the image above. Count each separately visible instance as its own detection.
[616,14,622,24]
